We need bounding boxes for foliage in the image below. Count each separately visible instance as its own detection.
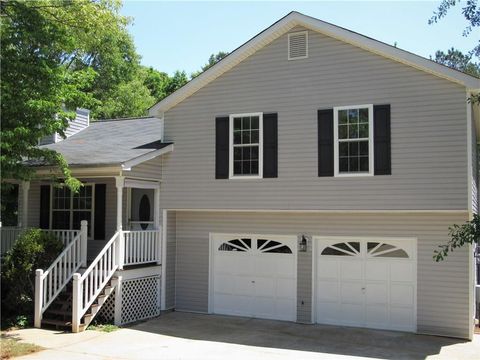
[433,47,480,77]
[429,0,480,58]
[142,67,188,103]
[0,0,149,188]
[0,334,43,359]
[1,229,63,327]
[191,51,229,78]
[434,214,480,261]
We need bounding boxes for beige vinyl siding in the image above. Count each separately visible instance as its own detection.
[64,109,89,138]
[126,156,162,180]
[471,112,478,214]
[165,210,177,309]
[174,211,470,338]
[161,26,468,211]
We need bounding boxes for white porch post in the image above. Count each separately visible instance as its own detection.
[21,181,30,228]
[113,275,123,326]
[80,220,88,267]
[34,269,43,328]
[154,186,161,264]
[115,176,125,270]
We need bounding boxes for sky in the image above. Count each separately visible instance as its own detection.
[120,1,479,76]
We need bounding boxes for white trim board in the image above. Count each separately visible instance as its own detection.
[165,208,469,214]
[149,11,479,116]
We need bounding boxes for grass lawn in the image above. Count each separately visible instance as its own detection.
[87,323,120,332]
[1,333,43,359]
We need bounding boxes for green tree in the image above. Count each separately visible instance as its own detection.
[434,214,480,261]
[191,51,229,78]
[0,0,152,188]
[433,48,480,77]
[429,0,480,58]
[142,66,170,101]
[164,70,189,96]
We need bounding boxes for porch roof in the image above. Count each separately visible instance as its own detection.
[31,117,173,168]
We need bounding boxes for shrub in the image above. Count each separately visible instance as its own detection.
[1,229,63,328]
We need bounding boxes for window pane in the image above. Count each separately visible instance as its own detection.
[339,142,348,157]
[234,147,242,161]
[52,211,70,229]
[339,158,348,172]
[73,211,91,236]
[251,161,258,174]
[338,125,347,139]
[349,142,359,156]
[348,109,358,123]
[233,131,241,144]
[251,116,259,129]
[242,160,251,174]
[242,117,250,129]
[359,141,369,155]
[359,108,368,123]
[339,110,348,124]
[234,118,242,131]
[251,130,259,143]
[242,130,250,144]
[359,123,369,138]
[251,146,258,160]
[360,156,369,171]
[234,161,242,175]
[242,147,251,160]
[349,157,359,172]
[348,124,358,139]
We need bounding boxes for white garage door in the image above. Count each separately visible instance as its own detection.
[210,234,297,321]
[315,237,416,332]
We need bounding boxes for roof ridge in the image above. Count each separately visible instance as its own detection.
[94,116,158,123]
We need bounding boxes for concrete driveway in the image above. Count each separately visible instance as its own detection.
[9,312,480,359]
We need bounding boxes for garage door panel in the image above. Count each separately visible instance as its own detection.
[212,234,296,322]
[365,304,388,326]
[315,237,416,332]
[390,262,414,282]
[365,283,388,304]
[341,261,363,280]
[391,284,414,306]
[340,282,363,304]
[365,262,388,281]
[340,303,364,324]
[317,281,338,302]
[317,259,338,279]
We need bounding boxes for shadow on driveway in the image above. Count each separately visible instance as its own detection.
[130,311,468,359]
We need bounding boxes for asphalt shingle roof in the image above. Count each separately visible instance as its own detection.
[39,117,169,166]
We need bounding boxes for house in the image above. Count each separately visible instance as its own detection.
[2,11,479,339]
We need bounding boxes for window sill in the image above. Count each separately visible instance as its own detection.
[334,172,374,178]
[229,175,263,180]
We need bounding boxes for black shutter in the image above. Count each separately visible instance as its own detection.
[94,184,106,240]
[373,104,391,175]
[318,109,334,177]
[263,113,278,178]
[215,116,229,179]
[39,185,50,229]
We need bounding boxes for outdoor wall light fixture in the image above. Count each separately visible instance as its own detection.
[299,235,308,252]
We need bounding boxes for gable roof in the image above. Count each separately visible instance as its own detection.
[149,11,480,116]
[35,116,173,168]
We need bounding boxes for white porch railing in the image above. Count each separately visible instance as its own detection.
[34,221,88,328]
[0,227,24,256]
[72,230,120,332]
[124,230,161,266]
[1,227,80,256]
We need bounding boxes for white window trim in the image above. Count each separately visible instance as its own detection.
[287,30,309,60]
[229,112,263,180]
[333,104,374,177]
[49,183,95,239]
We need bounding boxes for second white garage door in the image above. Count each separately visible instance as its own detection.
[314,237,417,332]
[210,234,297,321]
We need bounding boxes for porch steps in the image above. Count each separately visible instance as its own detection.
[41,277,117,332]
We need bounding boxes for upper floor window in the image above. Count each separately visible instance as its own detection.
[229,113,263,179]
[334,105,374,176]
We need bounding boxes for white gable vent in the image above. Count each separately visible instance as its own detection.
[288,31,308,60]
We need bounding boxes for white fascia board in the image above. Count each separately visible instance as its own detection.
[149,12,480,116]
[121,144,174,171]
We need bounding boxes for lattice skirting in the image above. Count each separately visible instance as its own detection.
[97,275,161,325]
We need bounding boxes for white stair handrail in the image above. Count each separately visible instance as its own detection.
[34,221,88,328]
[72,230,121,332]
